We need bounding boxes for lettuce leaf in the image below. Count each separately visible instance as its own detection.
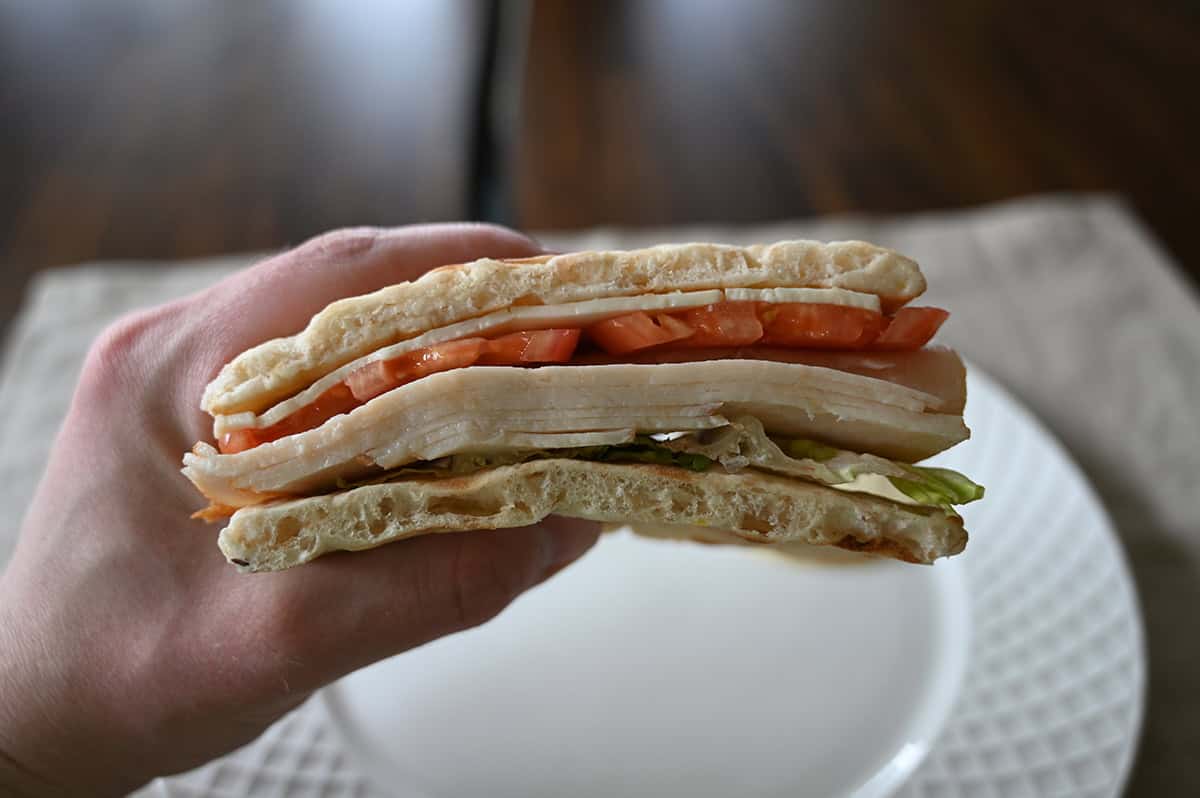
[782,438,841,462]
[781,437,983,509]
[888,466,985,507]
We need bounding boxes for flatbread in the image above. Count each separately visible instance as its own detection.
[203,241,926,416]
[217,459,966,572]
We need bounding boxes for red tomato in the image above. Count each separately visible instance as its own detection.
[402,337,486,379]
[281,382,361,434]
[217,299,948,455]
[478,328,581,363]
[760,303,884,348]
[218,383,360,454]
[873,307,949,350]
[348,339,487,401]
[218,428,263,455]
[586,312,695,354]
[521,328,580,361]
[679,302,763,346]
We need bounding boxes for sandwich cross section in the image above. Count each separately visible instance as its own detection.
[183,241,983,571]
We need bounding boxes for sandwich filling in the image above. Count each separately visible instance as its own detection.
[187,241,985,570]
[215,289,949,453]
[186,288,981,520]
[335,416,983,513]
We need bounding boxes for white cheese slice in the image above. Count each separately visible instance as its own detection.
[831,473,921,505]
[214,412,257,436]
[724,287,880,311]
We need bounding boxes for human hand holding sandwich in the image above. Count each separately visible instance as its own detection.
[0,222,983,795]
[0,224,600,797]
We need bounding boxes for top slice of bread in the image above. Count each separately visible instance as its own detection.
[203,240,926,416]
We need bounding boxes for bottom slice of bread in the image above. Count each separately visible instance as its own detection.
[218,459,966,572]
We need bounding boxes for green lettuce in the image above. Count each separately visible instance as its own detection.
[581,443,714,472]
[781,438,983,510]
[782,439,841,462]
[888,466,985,507]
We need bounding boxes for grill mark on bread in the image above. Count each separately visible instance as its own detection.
[832,535,924,564]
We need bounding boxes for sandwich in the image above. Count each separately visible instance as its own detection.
[184,241,983,572]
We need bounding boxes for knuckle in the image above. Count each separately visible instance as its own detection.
[90,311,154,367]
[79,310,163,400]
[451,222,538,252]
[298,227,382,260]
[460,221,522,240]
[79,301,191,406]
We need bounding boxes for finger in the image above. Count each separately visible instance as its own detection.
[196,222,542,361]
[168,223,540,439]
[277,518,600,682]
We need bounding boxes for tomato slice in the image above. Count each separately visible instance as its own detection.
[280,381,361,434]
[403,337,487,378]
[218,428,263,455]
[217,300,949,455]
[218,382,360,454]
[873,307,949,350]
[760,303,884,348]
[478,328,581,364]
[678,302,763,346]
[224,332,577,455]
[346,337,485,402]
[521,328,580,361]
[586,312,695,355]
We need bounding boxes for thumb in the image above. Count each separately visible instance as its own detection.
[290,518,600,679]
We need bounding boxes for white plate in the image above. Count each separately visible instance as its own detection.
[153,369,1145,797]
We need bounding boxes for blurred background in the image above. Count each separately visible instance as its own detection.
[2,2,1199,794]
[1,0,1197,339]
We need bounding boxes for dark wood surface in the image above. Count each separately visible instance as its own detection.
[3,2,1199,313]
[516,1,1200,284]
[0,0,489,336]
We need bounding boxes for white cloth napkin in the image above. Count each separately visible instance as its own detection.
[1,195,1193,795]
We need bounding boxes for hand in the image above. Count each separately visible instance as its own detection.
[0,225,599,796]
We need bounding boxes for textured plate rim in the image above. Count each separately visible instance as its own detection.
[962,365,1147,795]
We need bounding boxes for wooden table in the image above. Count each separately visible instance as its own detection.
[0,0,490,336]
[515,1,1200,280]
[3,0,1198,339]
